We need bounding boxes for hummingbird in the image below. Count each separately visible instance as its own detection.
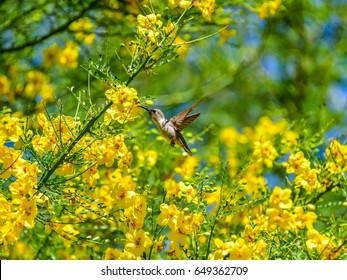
[139,99,203,156]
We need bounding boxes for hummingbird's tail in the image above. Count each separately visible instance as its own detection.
[177,131,193,156]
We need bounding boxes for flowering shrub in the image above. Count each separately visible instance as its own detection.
[0,0,346,260]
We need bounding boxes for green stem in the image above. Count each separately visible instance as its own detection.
[204,205,222,260]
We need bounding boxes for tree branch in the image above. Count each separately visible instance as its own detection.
[0,0,99,53]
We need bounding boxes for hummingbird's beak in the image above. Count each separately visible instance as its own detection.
[138,105,149,111]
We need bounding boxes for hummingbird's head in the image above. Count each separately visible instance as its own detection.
[139,106,166,125]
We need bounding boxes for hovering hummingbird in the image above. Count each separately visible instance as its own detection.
[139,99,203,156]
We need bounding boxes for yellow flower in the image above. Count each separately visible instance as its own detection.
[253,140,278,168]
[137,149,158,167]
[294,168,322,193]
[104,85,140,123]
[269,186,293,210]
[42,44,62,68]
[0,113,24,144]
[254,116,287,140]
[104,248,137,260]
[281,130,298,152]
[194,0,215,21]
[55,162,75,176]
[109,169,136,209]
[293,206,317,230]
[326,139,347,172]
[0,147,22,179]
[123,195,147,228]
[24,71,53,101]
[70,18,95,44]
[306,228,330,253]
[174,156,199,179]
[137,14,163,42]
[286,151,311,174]
[0,75,11,97]
[124,228,152,257]
[266,208,294,231]
[219,127,240,147]
[19,198,37,229]
[82,164,100,187]
[59,41,79,68]
[228,238,252,260]
[164,178,180,197]
[257,0,282,19]
[168,0,192,10]
[254,239,267,259]
[157,203,179,229]
[211,238,233,260]
[178,181,197,203]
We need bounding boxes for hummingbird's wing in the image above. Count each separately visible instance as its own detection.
[170,99,203,131]
[176,113,200,131]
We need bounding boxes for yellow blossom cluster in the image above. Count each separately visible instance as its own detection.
[0,112,39,250]
[257,0,282,19]
[265,186,317,232]
[157,203,203,257]
[211,237,253,260]
[306,228,344,260]
[98,169,150,259]
[168,0,215,21]
[194,0,215,21]
[24,71,54,101]
[46,218,80,248]
[43,41,79,68]
[325,139,347,173]
[137,13,163,43]
[31,113,80,156]
[174,156,199,179]
[104,85,141,123]
[136,149,158,167]
[1,70,54,104]
[69,18,96,44]
[220,117,298,196]
[31,112,133,187]
[0,75,12,100]
[286,151,322,193]
[168,0,191,10]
